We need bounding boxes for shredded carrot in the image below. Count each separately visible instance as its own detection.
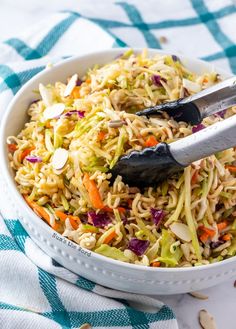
[127,199,133,208]
[104,231,117,244]
[151,261,161,267]
[221,233,231,241]
[203,227,215,237]
[199,232,210,243]
[102,206,111,212]
[199,225,215,243]
[8,144,18,152]
[55,210,80,230]
[117,207,126,214]
[97,131,106,141]
[203,77,208,83]
[83,173,104,209]
[25,196,50,223]
[45,122,51,128]
[85,78,91,84]
[103,206,126,214]
[69,215,81,223]
[55,210,67,221]
[191,169,199,184]
[200,226,215,237]
[67,217,79,230]
[225,165,236,173]
[24,195,58,230]
[217,220,228,231]
[71,86,80,98]
[145,135,159,147]
[21,146,35,161]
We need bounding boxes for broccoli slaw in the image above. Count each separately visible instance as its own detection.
[7,49,236,267]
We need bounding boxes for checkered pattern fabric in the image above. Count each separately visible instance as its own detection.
[0,0,236,328]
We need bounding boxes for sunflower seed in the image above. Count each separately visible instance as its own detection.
[79,323,92,329]
[64,74,78,97]
[189,291,208,300]
[203,246,211,258]
[6,137,17,145]
[169,222,192,242]
[181,243,191,261]
[199,309,217,329]
[159,36,168,44]
[108,120,125,128]
[52,148,68,170]
[43,103,65,120]
[234,280,236,288]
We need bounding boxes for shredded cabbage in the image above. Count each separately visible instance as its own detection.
[8,49,236,268]
[95,244,129,262]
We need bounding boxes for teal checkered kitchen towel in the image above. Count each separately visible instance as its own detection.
[0,1,236,328]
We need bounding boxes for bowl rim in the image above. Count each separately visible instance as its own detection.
[1,47,235,273]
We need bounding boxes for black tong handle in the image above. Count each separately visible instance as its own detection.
[111,112,236,186]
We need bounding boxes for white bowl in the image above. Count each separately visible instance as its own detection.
[1,48,235,295]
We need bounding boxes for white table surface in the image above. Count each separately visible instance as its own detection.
[0,1,236,328]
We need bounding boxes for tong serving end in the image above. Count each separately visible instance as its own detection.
[136,99,201,125]
[136,76,236,125]
[110,143,185,187]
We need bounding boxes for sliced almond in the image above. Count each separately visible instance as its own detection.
[199,309,217,329]
[43,103,65,120]
[170,222,192,242]
[39,83,53,107]
[64,74,78,97]
[183,78,201,93]
[52,148,68,170]
[189,291,208,300]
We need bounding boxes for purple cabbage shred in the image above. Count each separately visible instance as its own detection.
[151,75,167,86]
[217,109,226,118]
[115,53,123,59]
[88,211,111,228]
[172,55,179,62]
[192,123,205,133]
[150,208,165,226]
[64,110,85,118]
[30,99,40,106]
[210,240,224,249]
[25,155,42,163]
[127,238,150,256]
[77,111,85,118]
[76,78,83,86]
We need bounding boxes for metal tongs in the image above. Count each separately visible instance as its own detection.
[110,77,236,186]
